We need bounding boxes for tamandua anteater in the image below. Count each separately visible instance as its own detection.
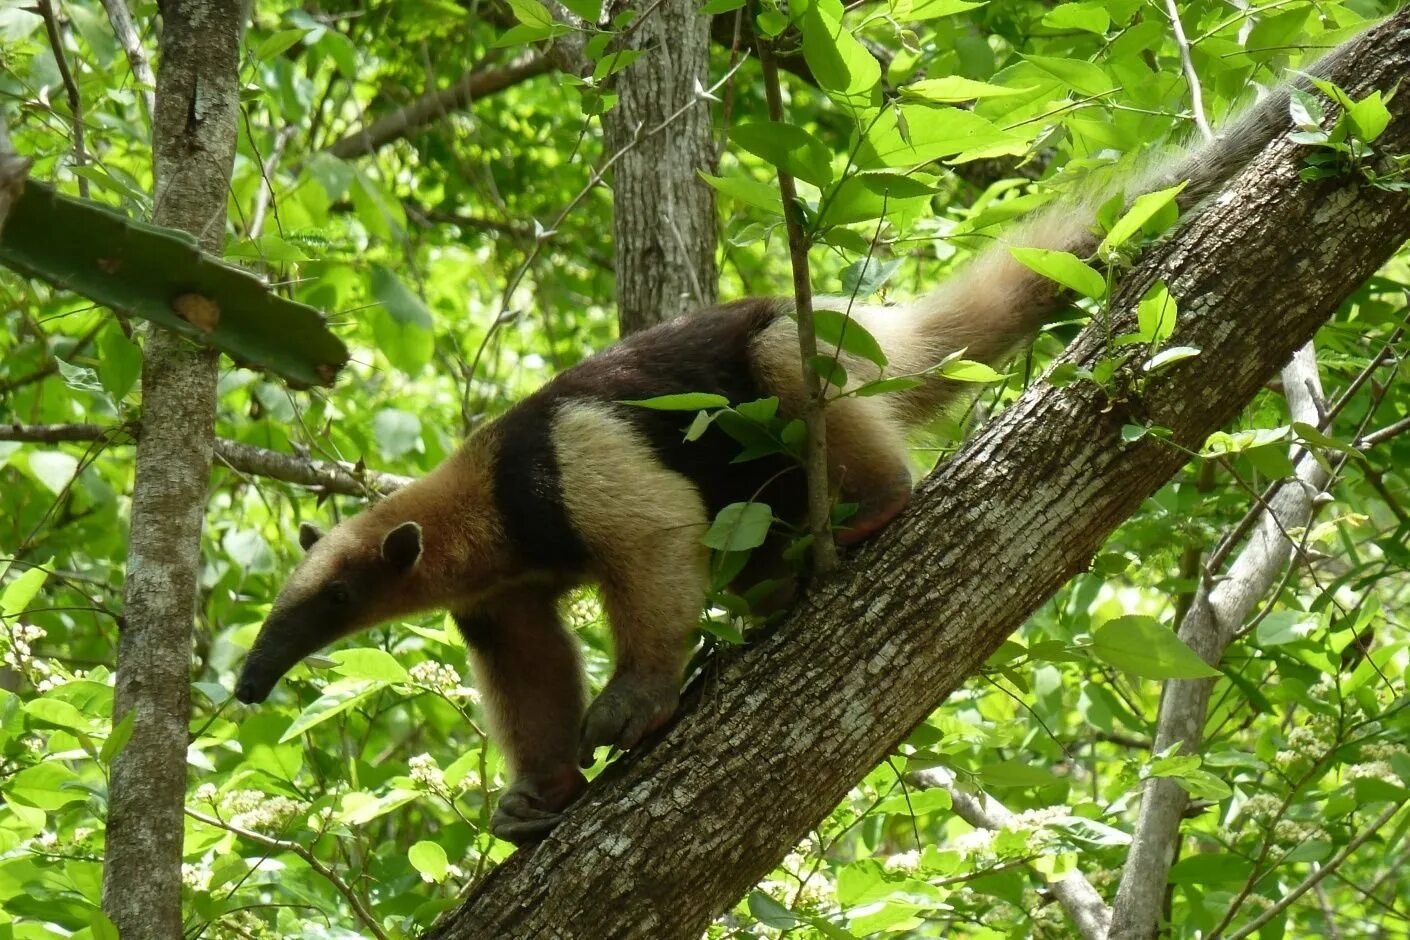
[233,56,1343,843]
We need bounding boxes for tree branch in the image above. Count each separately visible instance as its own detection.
[1108,342,1329,938]
[99,0,156,121]
[913,768,1112,939]
[325,50,554,159]
[425,12,1410,938]
[0,423,409,496]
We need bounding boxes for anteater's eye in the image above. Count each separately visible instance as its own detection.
[328,583,350,606]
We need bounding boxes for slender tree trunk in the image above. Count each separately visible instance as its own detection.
[426,12,1410,937]
[601,0,717,333]
[101,3,243,936]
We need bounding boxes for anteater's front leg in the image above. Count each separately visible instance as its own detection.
[455,590,587,844]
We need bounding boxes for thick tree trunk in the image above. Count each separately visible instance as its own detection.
[426,12,1410,938]
[601,0,717,333]
[101,2,243,936]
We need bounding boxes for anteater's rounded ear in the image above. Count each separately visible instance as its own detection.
[381,521,423,571]
[298,522,325,552]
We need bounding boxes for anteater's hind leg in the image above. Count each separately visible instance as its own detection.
[825,397,913,546]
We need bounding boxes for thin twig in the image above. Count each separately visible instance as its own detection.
[38,0,88,196]
[184,808,391,940]
[1220,802,1404,940]
[1164,0,1214,141]
[756,32,836,573]
[99,0,155,121]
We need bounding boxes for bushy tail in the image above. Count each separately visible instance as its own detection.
[879,36,1361,426]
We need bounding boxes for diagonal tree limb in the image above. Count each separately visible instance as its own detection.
[914,768,1113,939]
[426,11,1410,939]
[1108,342,1329,938]
[325,50,555,159]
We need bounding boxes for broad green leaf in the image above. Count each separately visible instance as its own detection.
[4,762,87,809]
[1091,615,1221,679]
[1024,55,1116,96]
[506,0,553,28]
[1100,184,1186,254]
[1041,1,1109,34]
[729,123,834,188]
[812,309,888,368]
[24,698,88,732]
[1009,247,1106,299]
[280,679,382,742]
[97,324,142,401]
[802,0,881,109]
[890,0,986,21]
[699,173,783,214]
[1256,611,1318,647]
[902,76,1033,102]
[409,841,449,882]
[1,567,47,616]
[978,759,1062,788]
[373,408,423,460]
[331,648,409,684]
[1293,421,1364,460]
[857,105,1020,168]
[748,892,803,928]
[1168,852,1254,884]
[809,355,848,388]
[370,264,435,331]
[100,712,135,764]
[841,257,902,298]
[255,28,311,61]
[1144,348,1201,372]
[939,359,1006,383]
[622,392,730,411]
[854,376,924,396]
[1135,281,1177,344]
[702,501,774,552]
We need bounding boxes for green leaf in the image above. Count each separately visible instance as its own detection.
[857,105,1018,168]
[729,123,834,188]
[330,648,409,684]
[3,762,86,809]
[89,911,120,940]
[621,392,730,411]
[373,408,423,460]
[1,567,47,616]
[702,502,774,552]
[1150,343,1203,377]
[1041,1,1109,33]
[1009,247,1106,299]
[24,697,89,732]
[812,309,888,368]
[978,759,1062,788]
[890,0,987,21]
[409,840,449,882]
[254,28,311,61]
[1024,55,1116,96]
[1091,615,1221,679]
[1256,611,1318,647]
[1100,184,1186,254]
[802,0,881,109]
[700,0,746,11]
[100,712,135,764]
[1168,852,1254,885]
[698,173,783,215]
[0,183,347,388]
[560,0,602,20]
[854,376,924,397]
[939,359,1006,383]
[370,264,434,331]
[1345,90,1391,142]
[902,76,1031,102]
[1135,281,1177,344]
[97,324,142,401]
[809,355,848,388]
[279,679,382,742]
[506,0,554,28]
[1292,421,1364,461]
[840,256,902,298]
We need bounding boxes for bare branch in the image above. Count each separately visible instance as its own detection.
[914,769,1112,940]
[99,0,156,121]
[1109,343,1329,938]
[0,423,409,497]
[325,51,553,159]
[185,809,391,940]
[38,0,88,197]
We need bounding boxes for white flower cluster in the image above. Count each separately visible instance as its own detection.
[219,788,307,833]
[566,592,603,630]
[409,752,445,790]
[950,828,994,856]
[1272,818,1328,845]
[883,850,921,872]
[409,661,480,702]
[193,783,218,804]
[2,622,46,669]
[182,863,213,892]
[1239,793,1282,821]
[1275,720,1335,767]
[1361,741,1407,762]
[1345,760,1399,785]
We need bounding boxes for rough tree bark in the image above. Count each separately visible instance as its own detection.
[426,12,1410,938]
[100,2,243,937]
[600,0,717,333]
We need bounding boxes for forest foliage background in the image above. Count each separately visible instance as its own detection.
[0,0,1408,936]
